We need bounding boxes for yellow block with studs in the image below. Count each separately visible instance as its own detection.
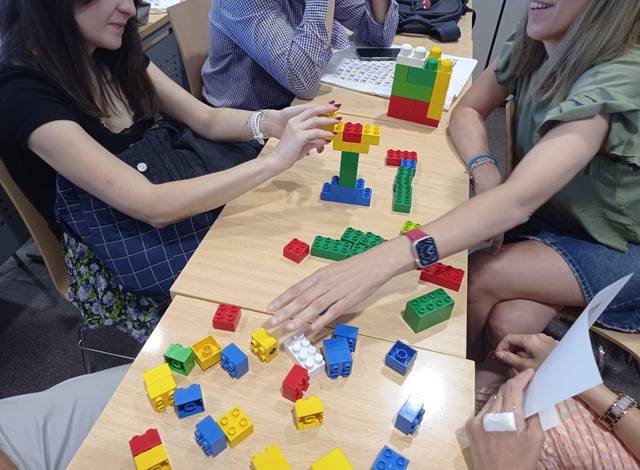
[293,395,324,430]
[399,220,421,235]
[192,335,222,370]
[143,363,176,413]
[426,59,453,122]
[250,327,278,362]
[218,406,254,447]
[311,448,354,470]
[319,111,339,132]
[251,445,292,470]
[332,140,371,154]
[360,124,381,145]
[133,444,172,470]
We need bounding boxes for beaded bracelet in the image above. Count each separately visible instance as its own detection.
[466,153,498,175]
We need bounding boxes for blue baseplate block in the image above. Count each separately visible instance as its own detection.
[220,343,249,379]
[322,337,353,379]
[174,383,205,418]
[333,323,359,352]
[371,445,409,470]
[320,176,372,206]
[394,395,425,435]
[384,340,417,376]
[194,415,227,457]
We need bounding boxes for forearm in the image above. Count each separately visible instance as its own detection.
[449,105,493,164]
[578,385,640,460]
[369,0,392,23]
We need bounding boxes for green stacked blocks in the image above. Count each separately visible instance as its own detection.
[338,152,359,188]
[392,58,439,103]
[403,288,455,333]
[393,167,414,214]
[163,343,196,376]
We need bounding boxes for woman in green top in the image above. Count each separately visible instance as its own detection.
[268,0,640,359]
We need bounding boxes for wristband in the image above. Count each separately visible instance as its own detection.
[250,110,266,145]
[466,153,497,175]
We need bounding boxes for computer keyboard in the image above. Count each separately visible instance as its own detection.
[335,58,396,90]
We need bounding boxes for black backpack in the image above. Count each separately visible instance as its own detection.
[396,0,475,42]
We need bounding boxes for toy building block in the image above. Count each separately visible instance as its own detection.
[133,443,171,470]
[341,226,365,245]
[163,343,195,376]
[334,140,371,154]
[342,122,363,143]
[218,406,254,447]
[251,445,292,470]
[426,59,454,127]
[129,428,162,458]
[352,179,373,207]
[399,220,421,234]
[321,176,372,207]
[387,95,431,125]
[293,395,324,430]
[391,78,433,103]
[220,343,249,378]
[333,323,359,352]
[361,124,381,145]
[385,340,418,376]
[319,111,339,132]
[403,288,455,333]
[311,448,354,470]
[250,327,278,363]
[420,262,465,292]
[143,363,177,412]
[400,158,417,175]
[285,333,325,376]
[349,243,368,256]
[283,238,310,263]
[395,395,425,435]
[339,151,359,188]
[322,337,353,379]
[213,303,241,331]
[194,415,227,457]
[393,186,412,214]
[332,121,345,139]
[360,231,385,249]
[282,364,310,402]
[174,383,205,419]
[372,445,409,470]
[407,57,439,89]
[311,235,335,259]
[396,43,428,68]
[328,239,353,261]
[386,149,417,167]
[192,335,222,371]
[429,46,443,60]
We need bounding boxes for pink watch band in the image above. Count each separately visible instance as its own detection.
[404,228,428,242]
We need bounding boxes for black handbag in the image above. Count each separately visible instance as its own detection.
[396,0,475,42]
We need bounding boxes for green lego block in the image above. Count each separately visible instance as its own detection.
[164,343,196,376]
[406,58,439,88]
[391,79,432,103]
[311,235,335,259]
[360,232,385,249]
[402,288,455,333]
[339,152,359,188]
[328,239,353,261]
[349,243,369,257]
[341,227,365,245]
[393,63,410,82]
[393,186,412,213]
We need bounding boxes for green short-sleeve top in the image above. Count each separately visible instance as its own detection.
[495,33,640,252]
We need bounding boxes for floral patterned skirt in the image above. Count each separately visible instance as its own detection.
[62,233,169,343]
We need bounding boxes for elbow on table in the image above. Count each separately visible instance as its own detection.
[289,77,321,100]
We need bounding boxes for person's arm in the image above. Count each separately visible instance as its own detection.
[26,104,337,228]
[333,0,398,47]
[268,113,610,331]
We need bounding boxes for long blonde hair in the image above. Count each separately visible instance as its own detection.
[507,1,640,104]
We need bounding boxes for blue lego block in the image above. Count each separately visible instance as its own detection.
[371,445,409,470]
[194,415,227,457]
[333,323,359,352]
[384,340,417,376]
[320,176,372,206]
[322,337,353,379]
[174,383,205,418]
[220,343,249,379]
[394,396,425,435]
[353,187,372,207]
[400,159,416,175]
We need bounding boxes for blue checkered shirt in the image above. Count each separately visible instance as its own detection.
[202,0,399,110]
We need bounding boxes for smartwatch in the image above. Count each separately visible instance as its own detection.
[403,229,440,269]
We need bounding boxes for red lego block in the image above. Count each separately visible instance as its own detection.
[388,95,432,125]
[342,122,363,143]
[424,117,440,128]
[282,364,310,402]
[283,238,310,263]
[213,304,241,331]
[420,262,465,292]
[129,428,162,457]
[386,149,418,167]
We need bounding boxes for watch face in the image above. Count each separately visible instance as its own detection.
[416,237,439,267]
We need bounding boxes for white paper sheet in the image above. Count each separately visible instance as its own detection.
[523,274,633,430]
[149,0,181,12]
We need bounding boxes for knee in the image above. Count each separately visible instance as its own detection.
[468,251,506,304]
[487,303,514,344]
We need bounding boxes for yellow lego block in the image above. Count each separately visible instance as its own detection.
[360,124,381,146]
[319,111,339,131]
[399,220,422,235]
[293,396,324,430]
[429,46,442,60]
[218,406,254,447]
[250,327,278,362]
[251,445,292,470]
[311,448,354,470]
[332,140,371,154]
[192,335,222,370]
[133,443,172,470]
[426,59,453,123]
[143,364,176,412]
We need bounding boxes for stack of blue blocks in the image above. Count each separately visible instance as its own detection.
[320,176,373,206]
[322,337,353,379]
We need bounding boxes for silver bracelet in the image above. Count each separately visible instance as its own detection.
[466,153,498,176]
[249,110,265,145]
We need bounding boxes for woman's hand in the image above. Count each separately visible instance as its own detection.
[268,236,415,332]
[466,369,544,470]
[494,333,558,372]
[263,101,341,140]
[471,163,504,252]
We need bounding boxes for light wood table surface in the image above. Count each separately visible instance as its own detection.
[139,12,170,39]
[68,295,474,469]
[171,115,469,358]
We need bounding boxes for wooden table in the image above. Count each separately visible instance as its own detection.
[68,295,474,469]
[139,12,170,39]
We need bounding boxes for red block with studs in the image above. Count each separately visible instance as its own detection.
[342,122,363,143]
[387,95,431,125]
[213,304,241,331]
[386,149,418,167]
[282,364,310,402]
[129,428,162,457]
[283,238,310,263]
[420,262,465,292]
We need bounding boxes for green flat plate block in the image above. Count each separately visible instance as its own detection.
[402,288,454,333]
[391,79,432,103]
[341,227,365,245]
[349,243,369,257]
[360,232,385,249]
[328,239,353,261]
[164,343,195,376]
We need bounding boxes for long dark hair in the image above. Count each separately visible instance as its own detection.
[0,0,159,120]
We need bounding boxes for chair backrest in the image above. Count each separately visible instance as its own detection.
[168,0,210,100]
[504,97,515,177]
[0,159,69,299]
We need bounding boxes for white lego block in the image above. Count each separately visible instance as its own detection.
[396,44,428,68]
[285,334,325,377]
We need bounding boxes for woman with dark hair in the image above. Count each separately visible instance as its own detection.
[0,0,339,341]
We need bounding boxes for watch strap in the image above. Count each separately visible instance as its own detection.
[599,393,638,430]
[404,228,427,242]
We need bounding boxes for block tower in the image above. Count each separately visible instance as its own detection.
[320,121,381,206]
[387,44,453,127]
